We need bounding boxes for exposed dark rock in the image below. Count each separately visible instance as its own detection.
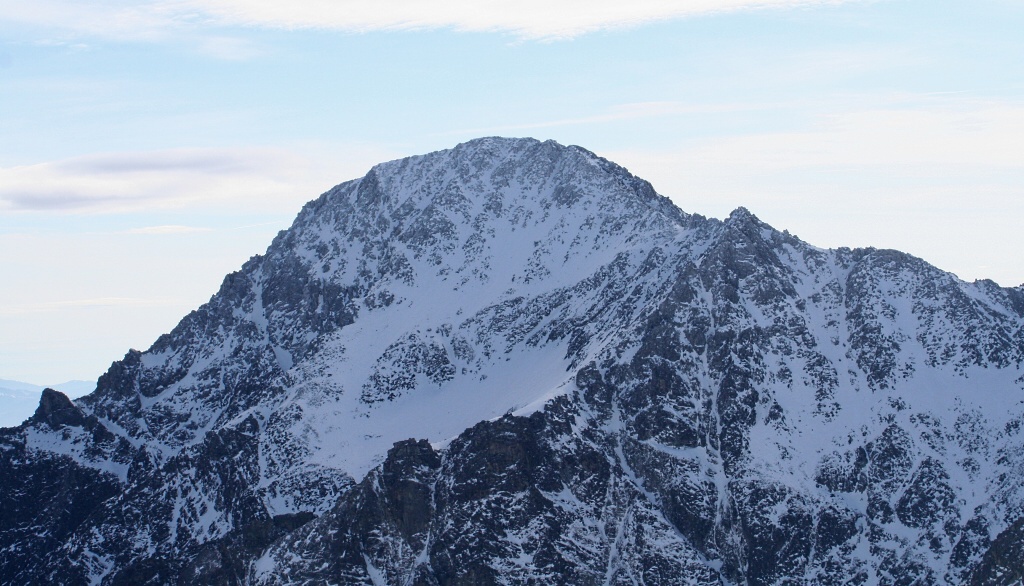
[968,516,1024,586]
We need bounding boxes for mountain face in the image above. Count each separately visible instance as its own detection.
[2,137,1024,585]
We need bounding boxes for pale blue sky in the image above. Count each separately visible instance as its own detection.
[2,0,1023,384]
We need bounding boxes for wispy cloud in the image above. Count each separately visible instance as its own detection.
[3,0,869,42]
[0,147,312,213]
[192,0,866,39]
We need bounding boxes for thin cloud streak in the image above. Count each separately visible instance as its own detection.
[191,0,870,40]
[3,0,868,42]
[58,150,271,174]
[0,147,313,213]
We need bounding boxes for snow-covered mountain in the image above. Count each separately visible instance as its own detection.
[2,137,1023,585]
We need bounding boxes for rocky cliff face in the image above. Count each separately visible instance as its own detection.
[2,137,1023,585]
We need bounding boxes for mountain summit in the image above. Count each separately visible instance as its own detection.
[2,137,1023,585]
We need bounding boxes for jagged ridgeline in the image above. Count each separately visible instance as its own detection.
[2,137,1024,585]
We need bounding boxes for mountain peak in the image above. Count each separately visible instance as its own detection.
[342,137,679,224]
[727,205,754,220]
